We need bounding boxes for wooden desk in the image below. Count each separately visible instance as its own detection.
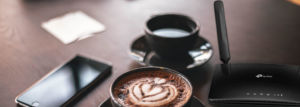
[1,0,300,106]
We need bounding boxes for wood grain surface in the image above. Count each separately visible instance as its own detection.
[1,0,300,106]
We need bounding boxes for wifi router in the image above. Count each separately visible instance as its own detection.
[209,0,300,106]
[209,64,300,106]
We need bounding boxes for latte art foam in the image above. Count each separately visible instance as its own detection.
[128,77,178,106]
[113,70,192,107]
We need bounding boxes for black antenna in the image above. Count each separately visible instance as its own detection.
[214,0,231,64]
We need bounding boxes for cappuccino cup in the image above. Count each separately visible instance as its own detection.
[145,14,199,60]
[110,67,193,107]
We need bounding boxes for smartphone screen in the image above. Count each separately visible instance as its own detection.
[16,56,112,107]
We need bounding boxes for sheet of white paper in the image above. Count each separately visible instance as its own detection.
[78,34,93,40]
[42,11,105,44]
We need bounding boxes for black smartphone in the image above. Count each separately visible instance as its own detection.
[15,55,112,107]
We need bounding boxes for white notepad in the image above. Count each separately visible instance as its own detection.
[42,11,106,44]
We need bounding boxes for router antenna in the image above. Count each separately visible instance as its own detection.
[214,0,231,64]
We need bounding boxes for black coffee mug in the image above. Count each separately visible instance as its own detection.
[145,14,199,60]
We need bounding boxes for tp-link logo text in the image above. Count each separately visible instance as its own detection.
[256,74,273,78]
